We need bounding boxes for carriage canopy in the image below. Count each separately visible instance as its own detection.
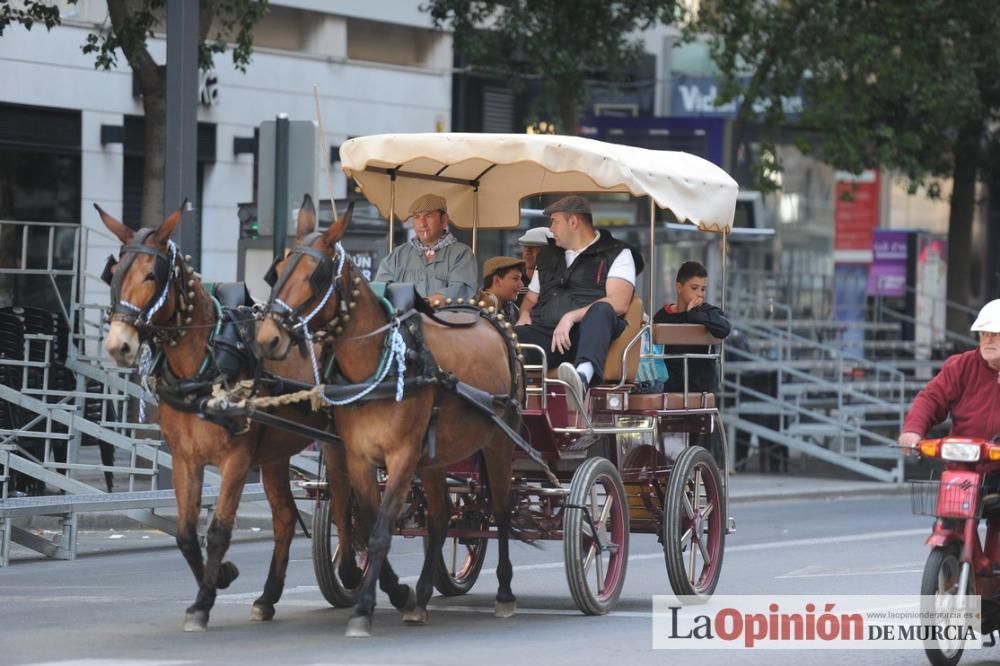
[339,133,738,233]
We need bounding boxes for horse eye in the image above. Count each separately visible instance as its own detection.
[144,272,156,282]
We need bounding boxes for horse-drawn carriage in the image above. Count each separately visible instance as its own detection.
[98,132,739,635]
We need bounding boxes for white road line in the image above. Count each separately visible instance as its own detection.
[775,569,923,578]
[16,661,192,666]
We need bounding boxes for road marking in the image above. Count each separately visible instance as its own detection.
[777,560,925,579]
[776,569,923,579]
[16,661,192,666]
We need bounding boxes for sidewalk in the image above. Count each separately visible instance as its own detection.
[4,473,908,564]
[727,472,908,504]
[13,472,907,532]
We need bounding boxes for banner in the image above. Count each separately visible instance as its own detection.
[867,230,910,297]
[834,170,880,254]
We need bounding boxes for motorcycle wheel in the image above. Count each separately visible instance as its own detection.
[921,544,971,666]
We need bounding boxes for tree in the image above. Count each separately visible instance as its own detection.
[423,0,680,134]
[693,0,1000,328]
[2,0,268,229]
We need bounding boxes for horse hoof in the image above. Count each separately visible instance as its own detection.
[339,564,363,590]
[495,600,516,618]
[389,584,416,612]
[250,603,275,622]
[402,586,417,613]
[402,607,428,625]
[183,610,209,632]
[345,615,372,638]
[216,561,240,590]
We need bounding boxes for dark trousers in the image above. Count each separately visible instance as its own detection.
[514,302,626,384]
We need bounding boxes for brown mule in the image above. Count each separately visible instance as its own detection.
[257,198,521,637]
[95,203,412,631]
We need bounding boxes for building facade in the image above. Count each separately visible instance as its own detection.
[0,0,452,313]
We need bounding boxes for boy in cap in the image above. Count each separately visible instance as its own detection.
[374,193,478,304]
[480,256,525,322]
[655,260,731,394]
[515,195,643,409]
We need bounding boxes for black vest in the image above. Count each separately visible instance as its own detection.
[531,231,643,329]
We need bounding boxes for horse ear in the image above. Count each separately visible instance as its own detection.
[295,194,317,240]
[94,204,133,245]
[323,200,354,248]
[154,200,187,244]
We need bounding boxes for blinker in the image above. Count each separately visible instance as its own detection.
[101,254,118,285]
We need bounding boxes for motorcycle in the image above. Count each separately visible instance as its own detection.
[911,436,1000,666]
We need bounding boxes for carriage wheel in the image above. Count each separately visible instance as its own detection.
[428,525,489,596]
[312,496,367,608]
[663,445,725,602]
[563,457,629,615]
[427,482,490,596]
[921,545,971,666]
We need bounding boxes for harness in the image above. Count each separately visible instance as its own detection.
[102,236,261,416]
[260,242,557,483]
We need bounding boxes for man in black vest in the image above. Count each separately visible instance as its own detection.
[515,195,643,408]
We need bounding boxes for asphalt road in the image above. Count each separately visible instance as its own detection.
[2,495,997,666]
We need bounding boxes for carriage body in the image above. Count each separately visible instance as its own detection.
[298,132,739,614]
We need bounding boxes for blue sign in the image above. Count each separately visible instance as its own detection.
[579,116,726,167]
[670,76,803,119]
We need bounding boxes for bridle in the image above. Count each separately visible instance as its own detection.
[101,228,195,345]
[263,232,349,348]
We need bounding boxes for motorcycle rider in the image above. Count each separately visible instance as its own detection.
[898,299,1000,452]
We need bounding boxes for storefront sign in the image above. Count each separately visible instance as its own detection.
[669,76,803,119]
[834,170,880,254]
[866,230,909,297]
[348,250,376,281]
[199,70,219,107]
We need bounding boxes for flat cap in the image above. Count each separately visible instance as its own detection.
[408,193,447,216]
[483,256,525,280]
[517,227,553,246]
[543,195,591,217]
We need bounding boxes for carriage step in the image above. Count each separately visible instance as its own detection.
[562,432,602,452]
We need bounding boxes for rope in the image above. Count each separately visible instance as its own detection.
[137,343,155,422]
[207,380,325,412]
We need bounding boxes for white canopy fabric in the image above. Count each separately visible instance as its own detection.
[339,133,738,233]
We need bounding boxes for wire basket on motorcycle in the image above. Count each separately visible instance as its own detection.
[910,479,987,519]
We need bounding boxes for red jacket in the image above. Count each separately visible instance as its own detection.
[902,349,1000,439]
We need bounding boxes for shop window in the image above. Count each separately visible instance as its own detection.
[0,104,81,316]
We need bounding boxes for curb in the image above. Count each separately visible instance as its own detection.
[16,485,909,530]
[729,484,910,504]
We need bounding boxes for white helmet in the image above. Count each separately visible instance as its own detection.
[971,299,1000,333]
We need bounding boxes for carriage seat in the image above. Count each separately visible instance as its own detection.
[628,323,724,411]
[542,295,644,385]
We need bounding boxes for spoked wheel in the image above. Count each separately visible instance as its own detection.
[563,457,629,615]
[427,473,490,596]
[663,445,725,602]
[921,544,973,666]
[428,516,489,596]
[312,494,368,608]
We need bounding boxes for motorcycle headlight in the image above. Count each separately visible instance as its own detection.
[940,442,981,462]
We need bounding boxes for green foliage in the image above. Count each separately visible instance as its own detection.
[693,0,1000,190]
[0,0,62,36]
[201,0,269,72]
[423,0,682,131]
[80,0,269,72]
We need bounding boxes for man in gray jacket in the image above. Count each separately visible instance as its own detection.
[374,193,478,304]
